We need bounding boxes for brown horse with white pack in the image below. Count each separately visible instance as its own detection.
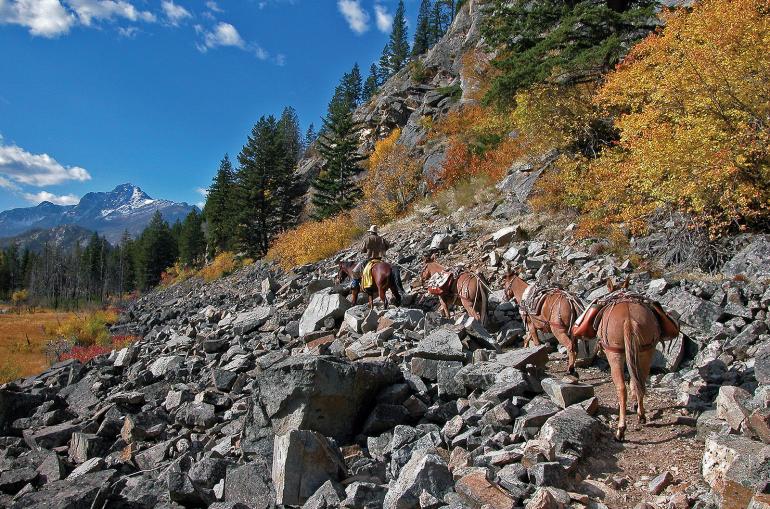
[572,278,679,440]
[503,269,585,376]
[420,256,489,325]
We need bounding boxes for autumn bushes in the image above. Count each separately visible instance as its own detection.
[532,0,770,237]
[268,215,364,269]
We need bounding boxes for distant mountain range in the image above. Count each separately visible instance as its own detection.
[0,184,197,245]
[0,225,95,252]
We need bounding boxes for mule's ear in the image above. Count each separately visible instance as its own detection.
[622,277,630,289]
[607,279,615,292]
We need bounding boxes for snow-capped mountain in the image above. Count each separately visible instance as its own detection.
[0,184,198,244]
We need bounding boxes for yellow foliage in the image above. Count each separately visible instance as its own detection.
[11,289,28,307]
[267,214,363,270]
[160,262,196,287]
[197,252,252,283]
[583,0,770,235]
[513,83,606,155]
[362,129,422,223]
[46,309,118,347]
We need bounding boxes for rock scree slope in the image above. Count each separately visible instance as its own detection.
[0,198,769,508]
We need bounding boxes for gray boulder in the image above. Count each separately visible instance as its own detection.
[256,355,401,442]
[383,449,453,509]
[224,463,274,509]
[539,406,600,458]
[299,289,352,336]
[272,430,346,506]
[722,235,770,279]
[414,327,465,361]
[541,378,594,408]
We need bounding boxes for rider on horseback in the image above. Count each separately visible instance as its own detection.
[354,225,390,291]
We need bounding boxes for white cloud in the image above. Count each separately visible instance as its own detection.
[22,191,80,205]
[337,0,368,34]
[0,0,76,37]
[275,53,286,66]
[66,0,155,26]
[117,25,137,37]
[0,176,19,190]
[196,21,244,51]
[195,187,207,196]
[253,44,268,60]
[0,140,91,186]
[374,3,392,33]
[205,0,222,13]
[162,0,190,25]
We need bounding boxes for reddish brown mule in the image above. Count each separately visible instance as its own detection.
[503,271,583,376]
[420,259,489,325]
[596,279,676,441]
[337,261,402,309]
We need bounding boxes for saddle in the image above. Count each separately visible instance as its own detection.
[572,290,680,341]
[426,271,454,296]
[520,285,585,330]
[361,259,381,290]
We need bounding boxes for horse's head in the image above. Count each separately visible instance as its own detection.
[336,262,350,285]
[503,265,525,301]
[420,253,438,284]
[606,277,629,293]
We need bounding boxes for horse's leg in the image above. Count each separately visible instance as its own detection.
[439,296,451,319]
[379,283,388,310]
[351,288,359,304]
[607,351,628,441]
[553,327,577,377]
[637,348,655,424]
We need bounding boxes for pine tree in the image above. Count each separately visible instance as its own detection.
[345,63,363,108]
[311,100,365,219]
[135,211,178,290]
[429,0,452,46]
[204,154,237,255]
[413,0,432,56]
[117,230,135,293]
[387,0,410,74]
[363,63,379,102]
[276,107,303,230]
[378,43,392,85]
[179,210,205,267]
[304,123,317,150]
[236,116,284,257]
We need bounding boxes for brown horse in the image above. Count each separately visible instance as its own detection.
[337,261,402,309]
[503,271,583,376]
[420,259,489,325]
[597,279,669,441]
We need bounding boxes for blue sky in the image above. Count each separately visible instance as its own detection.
[0,0,414,211]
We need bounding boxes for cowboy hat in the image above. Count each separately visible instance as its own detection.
[368,225,379,234]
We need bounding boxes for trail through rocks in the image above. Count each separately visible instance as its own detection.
[549,357,708,508]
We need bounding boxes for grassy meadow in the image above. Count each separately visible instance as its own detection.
[0,307,78,383]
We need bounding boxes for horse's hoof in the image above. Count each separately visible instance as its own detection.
[639,415,647,425]
[615,428,626,441]
[568,367,578,378]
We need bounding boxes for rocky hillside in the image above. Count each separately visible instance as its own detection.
[297,0,490,190]
[0,189,768,508]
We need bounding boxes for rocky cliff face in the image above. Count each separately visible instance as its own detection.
[297,0,491,191]
[1,192,768,508]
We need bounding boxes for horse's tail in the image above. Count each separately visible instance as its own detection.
[389,265,402,306]
[624,319,645,400]
[477,273,489,325]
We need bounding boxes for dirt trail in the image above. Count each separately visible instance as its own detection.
[546,358,708,509]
